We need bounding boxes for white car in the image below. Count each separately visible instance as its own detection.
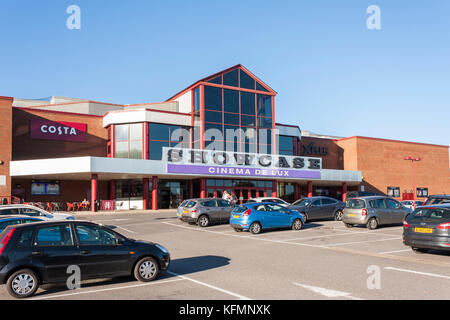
[245,197,291,207]
[401,200,424,210]
[0,204,75,220]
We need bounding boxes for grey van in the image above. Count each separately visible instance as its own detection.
[342,196,412,229]
[180,198,235,227]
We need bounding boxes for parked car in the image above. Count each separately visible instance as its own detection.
[342,196,412,230]
[401,200,424,210]
[245,197,290,207]
[0,216,44,233]
[422,195,450,206]
[176,200,189,219]
[403,204,450,253]
[229,202,304,234]
[0,204,75,220]
[346,191,379,199]
[288,196,345,222]
[180,198,235,227]
[0,220,170,298]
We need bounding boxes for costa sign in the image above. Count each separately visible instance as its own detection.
[30,119,87,142]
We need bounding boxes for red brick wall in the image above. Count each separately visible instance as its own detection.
[299,137,343,170]
[0,97,13,201]
[12,108,108,161]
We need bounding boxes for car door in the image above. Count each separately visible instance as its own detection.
[201,200,220,222]
[32,223,80,283]
[73,223,131,279]
[320,198,336,219]
[386,199,406,224]
[374,198,391,225]
[306,199,323,220]
[266,204,291,228]
[217,199,234,222]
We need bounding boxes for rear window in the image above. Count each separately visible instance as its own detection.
[232,206,249,213]
[185,201,196,208]
[424,197,450,205]
[346,199,366,209]
[179,200,188,207]
[413,208,450,219]
[0,208,20,215]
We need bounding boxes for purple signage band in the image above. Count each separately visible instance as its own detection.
[167,164,321,179]
[30,119,87,142]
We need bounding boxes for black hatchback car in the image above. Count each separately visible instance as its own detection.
[403,204,450,253]
[0,220,170,298]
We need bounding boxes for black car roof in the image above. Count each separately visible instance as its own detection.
[419,203,450,209]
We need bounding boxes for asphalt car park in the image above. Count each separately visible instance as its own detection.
[0,209,449,300]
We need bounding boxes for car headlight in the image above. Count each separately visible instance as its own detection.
[156,244,168,254]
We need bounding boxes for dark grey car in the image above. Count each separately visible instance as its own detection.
[288,196,345,222]
[342,196,412,229]
[179,198,235,227]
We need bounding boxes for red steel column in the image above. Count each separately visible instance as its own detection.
[91,174,98,212]
[109,180,115,200]
[143,178,149,210]
[271,180,277,197]
[110,125,115,158]
[200,178,206,199]
[152,176,158,210]
[307,181,313,198]
[143,122,149,160]
[342,182,347,202]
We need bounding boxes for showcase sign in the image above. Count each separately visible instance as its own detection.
[30,120,87,142]
[164,148,322,179]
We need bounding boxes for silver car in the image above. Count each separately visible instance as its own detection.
[180,198,235,227]
[0,204,75,220]
[342,196,412,229]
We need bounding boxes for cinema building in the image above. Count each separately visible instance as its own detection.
[1,65,449,211]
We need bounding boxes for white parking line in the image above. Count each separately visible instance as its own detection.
[323,237,401,247]
[115,226,137,234]
[384,267,450,280]
[29,278,185,300]
[167,271,251,300]
[278,230,388,242]
[379,249,411,254]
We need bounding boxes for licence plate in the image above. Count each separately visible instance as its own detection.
[183,210,188,214]
[414,228,433,234]
[233,215,240,218]
[347,214,356,217]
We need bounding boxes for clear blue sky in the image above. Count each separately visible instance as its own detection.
[1,1,449,146]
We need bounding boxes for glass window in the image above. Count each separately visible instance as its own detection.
[256,82,269,92]
[115,141,129,159]
[224,89,239,113]
[322,198,336,205]
[207,75,222,84]
[386,199,401,209]
[129,140,143,159]
[194,87,200,111]
[240,70,255,90]
[17,229,34,248]
[204,86,222,111]
[129,123,143,141]
[149,141,169,160]
[0,220,21,231]
[217,199,231,207]
[345,199,366,209]
[375,199,387,208]
[241,115,256,127]
[413,208,450,219]
[240,92,255,115]
[36,225,73,247]
[205,111,223,123]
[115,124,129,141]
[201,200,217,207]
[149,123,170,141]
[224,113,239,125]
[75,224,119,246]
[257,95,272,117]
[223,69,239,87]
[21,208,42,217]
[0,208,20,215]
[257,117,272,129]
[279,136,294,155]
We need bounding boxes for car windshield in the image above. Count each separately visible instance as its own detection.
[424,197,450,205]
[292,199,312,206]
[233,206,248,213]
[346,199,366,209]
[412,208,450,219]
[185,201,196,208]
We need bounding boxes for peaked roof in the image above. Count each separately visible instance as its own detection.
[166,64,277,101]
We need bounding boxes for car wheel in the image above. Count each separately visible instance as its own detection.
[344,223,353,228]
[292,218,303,231]
[198,215,210,228]
[234,228,242,232]
[249,222,262,234]
[334,210,343,221]
[300,212,308,223]
[367,218,378,230]
[412,247,428,254]
[7,269,39,298]
[134,256,159,282]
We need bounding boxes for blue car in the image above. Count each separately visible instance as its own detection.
[229,202,305,234]
[0,216,44,233]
